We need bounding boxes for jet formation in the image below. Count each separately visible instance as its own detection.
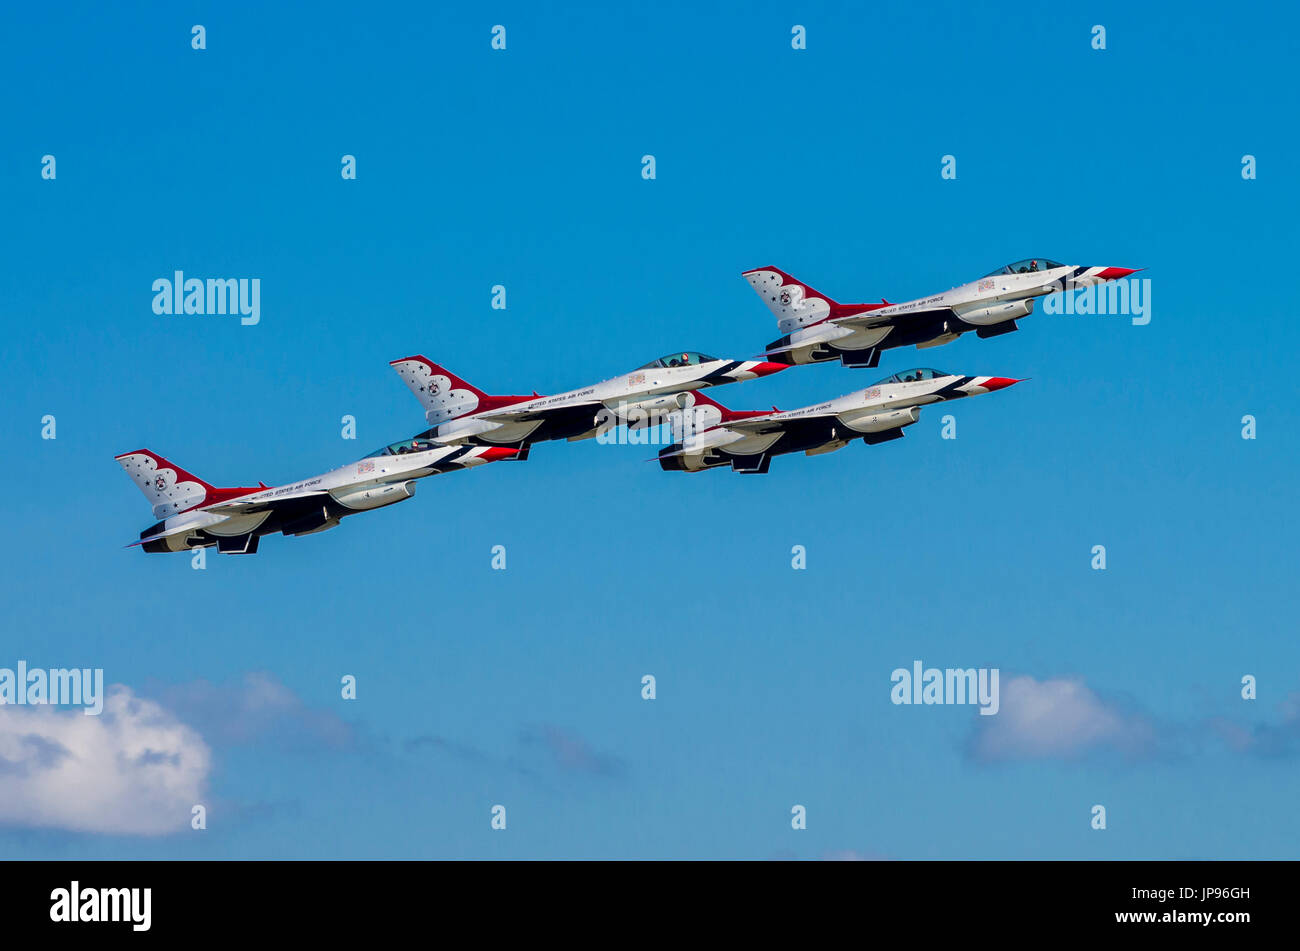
[117,257,1136,552]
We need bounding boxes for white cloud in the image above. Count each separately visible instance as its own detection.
[0,686,210,835]
[968,675,1158,763]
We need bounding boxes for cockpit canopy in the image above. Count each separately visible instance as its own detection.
[637,351,718,370]
[873,367,950,385]
[362,437,440,459]
[983,258,1064,277]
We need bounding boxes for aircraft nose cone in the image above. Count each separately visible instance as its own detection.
[1096,266,1142,280]
[751,362,788,377]
[982,377,1023,392]
[482,447,520,461]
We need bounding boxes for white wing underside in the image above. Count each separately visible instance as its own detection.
[477,399,603,423]
[203,488,332,516]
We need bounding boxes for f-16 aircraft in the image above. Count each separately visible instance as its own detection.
[390,352,787,456]
[744,259,1140,369]
[117,439,516,553]
[658,368,1020,473]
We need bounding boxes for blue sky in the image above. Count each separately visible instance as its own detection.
[1,0,1297,858]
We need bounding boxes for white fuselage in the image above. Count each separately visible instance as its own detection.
[777,264,1126,362]
[667,373,1016,471]
[427,359,781,445]
[147,443,498,547]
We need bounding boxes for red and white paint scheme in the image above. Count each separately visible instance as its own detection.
[390,352,786,456]
[744,259,1141,369]
[659,369,1021,473]
[116,440,516,554]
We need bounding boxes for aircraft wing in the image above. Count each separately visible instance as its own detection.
[128,527,183,547]
[756,340,810,358]
[123,488,332,548]
[203,488,331,516]
[719,405,922,438]
[475,399,604,423]
[831,306,955,330]
[713,410,853,439]
[752,307,958,360]
[710,415,791,436]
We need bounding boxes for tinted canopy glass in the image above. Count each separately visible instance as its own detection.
[983,258,1064,277]
[637,352,719,370]
[872,368,949,384]
[361,437,441,459]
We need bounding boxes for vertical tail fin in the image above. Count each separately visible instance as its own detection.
[675,391,775,439]
[742,266,886,334]
[686,389,774,423]
[115,450,262,519]
[683,390,753,424]
[390,355,536,426]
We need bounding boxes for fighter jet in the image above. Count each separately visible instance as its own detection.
[744,259,1140,369]
[116,438,516,554]
[389,351,787,457]
[658,368,1021,474]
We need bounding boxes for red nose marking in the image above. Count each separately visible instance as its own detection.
[1096,267,1141,280]
[982,377,1023,392]
[751,362,788,377]
[482,447,520,461]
